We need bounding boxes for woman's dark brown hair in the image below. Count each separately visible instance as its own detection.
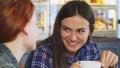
[0,0,34,43]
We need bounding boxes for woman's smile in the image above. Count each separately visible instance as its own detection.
[66,40,79,47]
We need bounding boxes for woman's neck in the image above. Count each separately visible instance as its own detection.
[4,37,26,62]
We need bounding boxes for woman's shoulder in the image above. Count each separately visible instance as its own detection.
[0,52,19,68]
[0,56,16,68]
[37,41,51,49]
[25,41,53,68]
[0,46,11,65]
[34,41,52,55]
[0,55,6,64]
[29,41,53,65]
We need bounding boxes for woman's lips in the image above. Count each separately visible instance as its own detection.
[66,41,79,47]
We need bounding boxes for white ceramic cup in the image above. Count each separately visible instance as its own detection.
[79,61,101,68]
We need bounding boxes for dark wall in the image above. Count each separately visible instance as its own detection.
[97,41,120,67]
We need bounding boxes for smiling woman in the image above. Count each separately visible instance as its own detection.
[25,1,118,68]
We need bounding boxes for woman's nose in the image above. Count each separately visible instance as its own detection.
[70,32,77,41]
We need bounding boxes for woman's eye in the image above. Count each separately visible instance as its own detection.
[78,30,85,33]
[63,28,70,32]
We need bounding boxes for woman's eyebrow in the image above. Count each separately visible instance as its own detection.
[61,25,69,28]
[61,25,71,30]
[61,24,87,30]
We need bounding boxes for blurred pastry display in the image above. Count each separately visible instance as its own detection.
[94,16,113,30]
[93,9,114,31]
[94,16,107,30]
[91,0,103,4]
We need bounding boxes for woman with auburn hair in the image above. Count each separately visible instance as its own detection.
[25,1,118,68]
[0,0,39,68]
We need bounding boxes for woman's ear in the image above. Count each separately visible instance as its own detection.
[89,32,92,37]
[22,22,30,36]
[88,32,92,40]
[22,29,28,35]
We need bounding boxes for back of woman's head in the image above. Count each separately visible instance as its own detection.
[0,0,34,43]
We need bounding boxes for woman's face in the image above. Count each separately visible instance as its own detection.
[23,14,39,51]
[60,15,90,57]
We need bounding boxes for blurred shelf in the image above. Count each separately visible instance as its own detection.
[90,4,117,9]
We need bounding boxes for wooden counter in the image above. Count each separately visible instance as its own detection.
[93,37,120,42]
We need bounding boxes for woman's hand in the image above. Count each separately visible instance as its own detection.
[70,61,80,68]
[100,50,118,68]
